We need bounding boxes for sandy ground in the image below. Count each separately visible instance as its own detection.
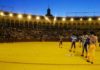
[0,42,100,70]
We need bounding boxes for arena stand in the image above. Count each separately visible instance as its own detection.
[0,11,100,42]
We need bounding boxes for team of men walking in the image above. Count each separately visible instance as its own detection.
[59,31,99,64]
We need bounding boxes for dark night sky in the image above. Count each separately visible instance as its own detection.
[0,0,100,16]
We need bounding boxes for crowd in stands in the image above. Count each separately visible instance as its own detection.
[0,21,100,42]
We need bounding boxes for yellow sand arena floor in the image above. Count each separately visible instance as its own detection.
[0,42,100,70]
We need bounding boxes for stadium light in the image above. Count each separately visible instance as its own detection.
[62,17,66,21]
[27,15,32,20]
[44,16,51,22]
[53,17,57,24]
[36,16,40,20]
[54,17,57,21]
[88,18,92,22]
[70,18,74,22]
[45,16,49,21]
[18,14,23,19]
[98,17,100,21]
[0,12,4,16]
[80,18,83,21]
[9,13,13,17]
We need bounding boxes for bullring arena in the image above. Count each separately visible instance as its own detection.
[0,10,100,70]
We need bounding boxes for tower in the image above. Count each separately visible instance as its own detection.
[45,8,53,16]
